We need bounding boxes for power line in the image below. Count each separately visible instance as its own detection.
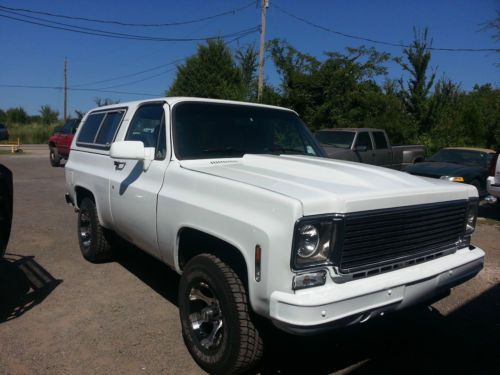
[0,11,260,42]
[273,3,499,52]
[0,1,254,27]
[0,84,159,97]
[98,67,178,90]
[0,29,258,94]
[72,58,186,87]
[81,28,259,90]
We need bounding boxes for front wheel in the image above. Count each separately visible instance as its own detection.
[179,254,263,374]
[77,197,113,262]
[49,147,61,167]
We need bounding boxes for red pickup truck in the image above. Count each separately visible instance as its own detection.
[48,119,80,167]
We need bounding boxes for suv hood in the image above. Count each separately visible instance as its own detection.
[180,154,476,216]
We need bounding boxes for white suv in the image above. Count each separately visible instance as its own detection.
[487,152,500,201]
[65,97,485,373]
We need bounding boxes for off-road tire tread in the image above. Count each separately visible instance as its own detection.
[79,197,112,263]
[183,254,263,374]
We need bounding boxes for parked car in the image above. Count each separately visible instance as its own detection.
[0,164,13,257]
[487,151,500,201]
[315,128,425,170]
[65,98,484,374]
[406,147,496,196]
[0,123,9,141]
[48,118,80,166]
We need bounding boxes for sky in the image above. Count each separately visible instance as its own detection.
[0,0,498,117]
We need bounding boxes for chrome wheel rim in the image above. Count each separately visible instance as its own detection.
[187,281,223,350]
[79,209,92,249]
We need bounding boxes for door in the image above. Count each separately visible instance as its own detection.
[109,103,169,258]
[372,131,392,167]
[353,131,375,164]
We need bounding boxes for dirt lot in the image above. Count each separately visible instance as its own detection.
[1,145,499,374]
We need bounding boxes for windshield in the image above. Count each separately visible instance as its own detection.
[314,131,355,149]
[173,102,321,160]
[429,149,491,168]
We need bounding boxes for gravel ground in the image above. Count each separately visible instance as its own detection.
[1,145,499,374]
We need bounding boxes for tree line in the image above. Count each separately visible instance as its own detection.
[167,29,499,152]
[2,29,497,151]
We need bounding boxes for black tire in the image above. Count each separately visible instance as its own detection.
[49,147,61,167]
[0,165,13,257]
[77,197,113,262]
[179,254,263,374]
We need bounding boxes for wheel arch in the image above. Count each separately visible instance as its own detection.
[74,185,95,208]
[74,185,110,228]
[176,227,250,292]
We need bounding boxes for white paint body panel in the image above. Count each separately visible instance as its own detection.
[65,97,485,332]
[487,158,500,198]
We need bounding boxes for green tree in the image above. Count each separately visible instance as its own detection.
[397,28,436,135]
[39,105,59,125]
[267,39,399,132]
[235,44,258,101]
[6,107,29,124]
[167,39,246,100]
[464,84,500,149]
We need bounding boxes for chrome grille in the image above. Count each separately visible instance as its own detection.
[336,200,467,273]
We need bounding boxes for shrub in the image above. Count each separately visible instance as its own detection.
[2,123,60,144]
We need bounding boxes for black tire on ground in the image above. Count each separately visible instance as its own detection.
[179,254,263,374]
[0,164,13,257]
[77,197,113,262]
[49,147,61,167]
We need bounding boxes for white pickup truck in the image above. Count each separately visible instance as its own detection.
[65,97,484,374]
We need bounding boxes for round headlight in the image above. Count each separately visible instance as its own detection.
[297,224,320,258]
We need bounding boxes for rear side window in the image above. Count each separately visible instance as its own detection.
[373,132,388,149]
[77,113,105,144]
[77,110,125,148]
[95,111,125,146]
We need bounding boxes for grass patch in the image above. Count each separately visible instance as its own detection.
[2,122,59,144]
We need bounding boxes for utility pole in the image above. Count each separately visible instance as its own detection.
[257,0,268,102]
[64,57,68,121]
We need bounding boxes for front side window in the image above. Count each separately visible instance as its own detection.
[173,102,320,160]
[125,104,166,160]
[355,132,373,150]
